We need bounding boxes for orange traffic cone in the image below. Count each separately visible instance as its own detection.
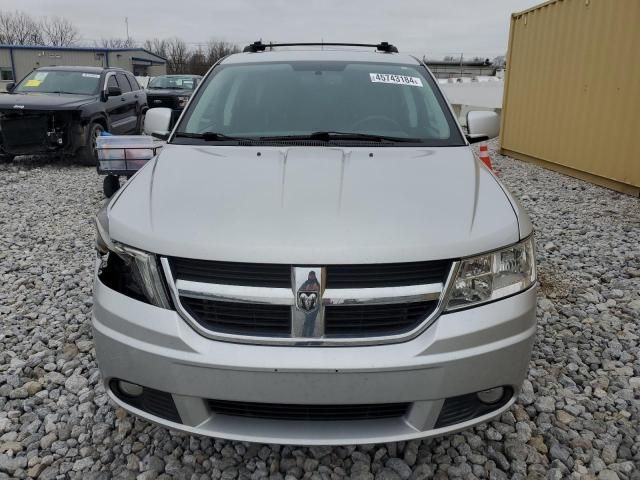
[478,144,493,170]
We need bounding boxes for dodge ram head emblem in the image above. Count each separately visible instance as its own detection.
[297,271,320,312]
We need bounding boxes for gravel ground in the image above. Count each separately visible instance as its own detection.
[0,145,638,480]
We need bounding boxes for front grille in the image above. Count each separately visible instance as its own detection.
[147,95,178,109]
[181,297,291,336]
[168,258,451,342]
[325,301,437,336]
[170,257,291,288]
[208,399,410,421]
[326,260,451,288]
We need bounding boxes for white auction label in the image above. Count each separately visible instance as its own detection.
[369,73,423,87]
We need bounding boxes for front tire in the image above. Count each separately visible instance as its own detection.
[103,175,120,198]
[77,122,104,166]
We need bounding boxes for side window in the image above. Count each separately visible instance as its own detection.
[116,73,132,93]
[126,73,140,91]
[106,75,119,90]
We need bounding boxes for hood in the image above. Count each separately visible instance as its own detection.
[108,145,520,264]
[146,89,193,96]
[0,92,95,111]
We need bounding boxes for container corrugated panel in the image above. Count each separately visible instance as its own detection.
[500,0,640,195]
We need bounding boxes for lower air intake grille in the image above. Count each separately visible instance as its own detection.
[181,297,291,335]
[434,387,513,428]
[325,301,438,336]
[208,399,410,421]
[110,380,181,423]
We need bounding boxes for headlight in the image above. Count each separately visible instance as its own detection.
[177,95,189,108]
[445,236,536,311]
[95,206,171,309]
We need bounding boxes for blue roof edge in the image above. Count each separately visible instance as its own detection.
[0,44,167,62]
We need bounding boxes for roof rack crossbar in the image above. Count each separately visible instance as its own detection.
[243,41,398,53]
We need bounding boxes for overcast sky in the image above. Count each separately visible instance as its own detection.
[3,0,536,58]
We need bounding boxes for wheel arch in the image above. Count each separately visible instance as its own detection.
[90,114,109,131]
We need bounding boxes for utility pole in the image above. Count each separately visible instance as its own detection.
[125,17,129,39]
[459,52,464,77]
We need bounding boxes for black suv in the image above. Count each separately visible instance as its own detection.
[145,74,201,122]
[0,66,147,165]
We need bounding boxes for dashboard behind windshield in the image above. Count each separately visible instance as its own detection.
[15,70,101,95]
[175,61,464,146]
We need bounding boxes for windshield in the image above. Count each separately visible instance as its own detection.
[175,61,464,146]
[148,76,198,90]
[15,70,101,95]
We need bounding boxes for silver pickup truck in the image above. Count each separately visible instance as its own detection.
[93,42,537,445]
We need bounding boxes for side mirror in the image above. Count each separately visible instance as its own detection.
[106,85,122,97]
[5,82,15,93]
[144,107,173,137]
[466,111,500,143]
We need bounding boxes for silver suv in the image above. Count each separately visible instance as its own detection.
[93,42,537,445]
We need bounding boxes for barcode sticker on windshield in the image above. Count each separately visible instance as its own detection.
[370,73,423,87]
[82,73,100,78]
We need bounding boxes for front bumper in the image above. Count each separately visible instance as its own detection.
[92,278,536,445]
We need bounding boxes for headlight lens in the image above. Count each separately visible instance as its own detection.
[95,206,171,309]
[177,95,189,108]
[445,236,536,311]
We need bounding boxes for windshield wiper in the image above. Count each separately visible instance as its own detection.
[173,132,256,142]
[260,131,422,143]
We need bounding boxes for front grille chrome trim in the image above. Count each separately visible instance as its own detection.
[323,284,442,306]
[161,257,460,347]
[175,279,442,307]
[176,279,294,306]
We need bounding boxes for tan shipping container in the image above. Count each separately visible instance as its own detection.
[500,0,640,196]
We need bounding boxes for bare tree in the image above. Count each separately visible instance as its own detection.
[0,11,43,45]
[0,12,13,44]
[42,16,79,47]
[143,38,168,59]
[98,37,136,48]
[164,37,190,74]
[206,40,240,65]
[189,47,208,75]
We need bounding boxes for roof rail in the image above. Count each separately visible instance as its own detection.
[242,41,399,53]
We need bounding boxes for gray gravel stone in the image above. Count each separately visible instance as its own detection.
[533,396,555,413]
[385,458,411,480]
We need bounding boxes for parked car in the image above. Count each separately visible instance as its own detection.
[145,74,201,121]
[0,66,147,165]
[93,42,537,445]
